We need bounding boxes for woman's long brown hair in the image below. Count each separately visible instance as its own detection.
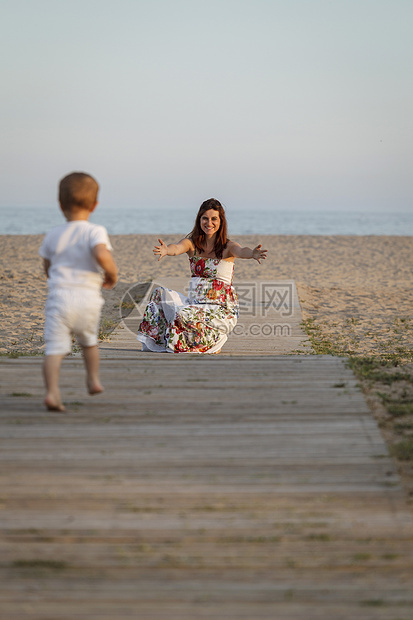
[188,198,229,259]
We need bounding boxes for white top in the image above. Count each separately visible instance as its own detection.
[212,259,234,285]
[39,220,113,291]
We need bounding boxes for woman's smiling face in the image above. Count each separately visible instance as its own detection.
[200,209,221,237]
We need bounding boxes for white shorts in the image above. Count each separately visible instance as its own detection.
[44,287,104,356]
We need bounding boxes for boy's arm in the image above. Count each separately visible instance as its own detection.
[227,241,267,264]
[92,244,118,289]
[43,258,51,277]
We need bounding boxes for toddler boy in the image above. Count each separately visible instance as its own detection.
[39,172,118,411]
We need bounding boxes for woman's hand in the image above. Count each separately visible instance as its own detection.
[226,241,268,262]
[252,244,267,264]
[153,238,168,261]
[153,237,194,260]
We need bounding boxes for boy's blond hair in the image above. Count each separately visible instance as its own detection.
[59,172,99,212]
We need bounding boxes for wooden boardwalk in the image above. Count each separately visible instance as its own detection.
[1,354,413,619]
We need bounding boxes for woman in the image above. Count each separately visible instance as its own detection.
[137,198,267,353]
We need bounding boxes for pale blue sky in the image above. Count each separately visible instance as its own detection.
[1,0,412,212]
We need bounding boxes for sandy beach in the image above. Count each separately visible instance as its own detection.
[1,234,412,361]
[1,234,413,506]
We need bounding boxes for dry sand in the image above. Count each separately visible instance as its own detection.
[1,234,412,360]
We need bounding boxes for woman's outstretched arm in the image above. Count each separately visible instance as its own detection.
[227,241,267,264]
[154,238,194,261]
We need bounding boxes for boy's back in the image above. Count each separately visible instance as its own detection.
[40,219,112,290]
[40,172,118,412]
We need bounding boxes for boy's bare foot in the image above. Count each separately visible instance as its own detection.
[83,346,104,395]
[88,382,104,395]
[44,395,66,412]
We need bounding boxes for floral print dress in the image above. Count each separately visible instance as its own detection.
[137,256,239,353]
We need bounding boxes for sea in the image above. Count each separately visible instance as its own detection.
[0,206,412,236]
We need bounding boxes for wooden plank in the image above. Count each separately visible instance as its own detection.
[0,355,412,619]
